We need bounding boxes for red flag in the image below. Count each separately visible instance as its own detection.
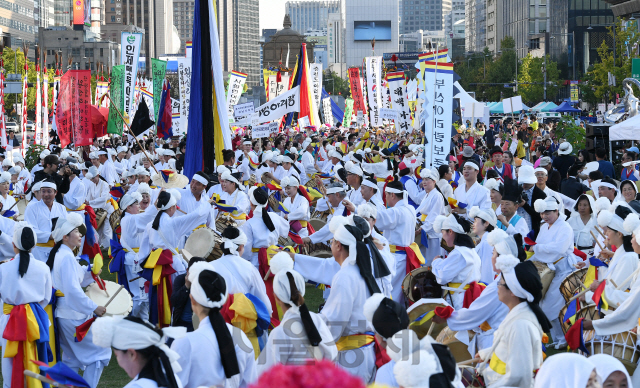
[55,70,92,147]
[75,317,96,342]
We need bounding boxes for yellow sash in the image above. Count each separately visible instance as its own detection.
[376,177,387,182]
[489,352,507,375]
[251,248,262,253]
[65,204,86,212]
[336,334,375,352]
[124,247,140,253]
[36,240,55,248]
[448,282,470,290]
[193,224,207,231]
[298,220,308,227]
[3,304,44,388]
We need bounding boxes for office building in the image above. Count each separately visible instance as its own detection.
[38,27,119,70]
[327,10,346,77]
[444,0,464,36]
[36,0,54,29]
[305,28,327,68]
[233,0,260,86]
[401,0,451,34]
[485,0,502,53]
[173,0,193,53]
[285,0,340,34]
[464,0,485,52]
[345,0,399,67]
[449,18,465,59]
[0,0,36,48]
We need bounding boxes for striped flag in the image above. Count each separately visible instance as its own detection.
[285,43,320,127]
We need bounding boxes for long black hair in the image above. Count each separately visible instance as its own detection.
[284,271,322,346]
[16,227,36,277]
[451,213,476,249]
[152,191,172,231]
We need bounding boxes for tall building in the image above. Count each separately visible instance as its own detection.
[216,0,234,72]
[173,0,193,53]
[233,0,260,86]
[286,0,340,34]
[485,0,501,53]
[36,0,54,29]
[54,0,69,27]
[464,0,485,52]
[327,10,346,77]
[345,0,399,67]
[444,0,464,36]
[401,0,451,34]
[0,0,37,47]
[305,28,327,68]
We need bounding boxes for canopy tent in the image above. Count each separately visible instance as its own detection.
[453,81,479,107]
[531,102,546,111]
[540,102,559,112]
[489,101,530,114]
[552,101,581,113]
[610,115,640,141]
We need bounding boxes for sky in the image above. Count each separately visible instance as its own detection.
[259,0,289,31]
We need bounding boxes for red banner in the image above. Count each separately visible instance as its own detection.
[55,70,93,148]
[348,67,367,115]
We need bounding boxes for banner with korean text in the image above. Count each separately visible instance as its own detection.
[387,71,411,133]
[152,59,167,122]
[343,98,354,127]
[348,68,367,117]
[423,61,453,167]
[55,70,92,148]
[254,85,300,124]
[226,70,247,117]
[365,56,383,127]
[107,65,125,134]
[310,64,322,114]
[177,58,192,135]
[322,97,334,126]
[120,32,143,119]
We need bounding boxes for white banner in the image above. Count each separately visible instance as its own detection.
[380,108,398,120]
[365,56,383,127]
[120,32,143,118]
[387,73,412,133]
[171,98,183,135]
[423,63,454,167]
[177,58,192,136]
[226,71,247,118]
[502,96,523,114]
[298,116,310,128]
[42,73,49,146]
[322,97,333,126]
[255,86,300,124]
[268,75,278,101]
[35,71,41,145]
[310,64,322,113]
[277,75,290,97]
[234,102,254,118]
[95,81,109,108]
[252,121,279,138]
[356,110,364,126]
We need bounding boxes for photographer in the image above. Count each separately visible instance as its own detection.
[31,154,69,204]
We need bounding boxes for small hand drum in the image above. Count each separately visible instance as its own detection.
[402,267,443,303]
[183,227,223,262]
[559,268,588,303]
[85,280,132,316]
[436,326,473,363]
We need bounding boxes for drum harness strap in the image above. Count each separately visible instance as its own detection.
[441,272,476,306]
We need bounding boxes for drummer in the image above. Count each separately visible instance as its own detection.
[484,178,503,213]
[176,171,213,246]
[277,153,302,182]
[280,176,311,238]
[416,167,447,265]
[452,160,492,222]
[48,213,111,388]
[0,223,52,386]
[567,194,597,255]
[217,171,250,221]
[344,161,365,208]
[137,189,212,327]
[0,171,16,214]
[136,183,153,211]
[24,179,68,263]
[469,206,498,284]
[360,175,384,211]
[84,166,114,248]
[476,257,551,387]
[531,196,581,348]
[432,213,482,309]
[257,252,337,375]
[110,192,159,320]
[170,262,257,387]
[583,206,640,308]
[303,182,348,245]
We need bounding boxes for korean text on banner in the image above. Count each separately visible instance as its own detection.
[423,61,453,167]
[343,98,354,127]
[252,121,279,138]
[234,102,254,118]
[310,64,323,113]
[348,68,367,116]
[120,32,143,119]
[171,98,182,135]
[177,58,191,135]
[151,59,167,122]
[55,70,92,148]
[107,65,125,135]
[322,97,334,126]
[42,72,49,146]
[387,71,411,133]
[255,85,300,124]
[365,56,383,127]
[226,71,247,117]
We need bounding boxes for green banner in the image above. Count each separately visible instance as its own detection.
[633,58,640,82]
[343,98,354,127]
[107,65,125,135]
[151,58,167,122]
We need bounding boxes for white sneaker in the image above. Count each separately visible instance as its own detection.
[554,340,568,349]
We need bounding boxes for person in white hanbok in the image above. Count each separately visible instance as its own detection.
[416,168,448,265]
[217,171,250,224]
[567,194,598,254]
[175,171,214,247]
[344,161,365,208]
[303,182,348,245]
[280,175,311,238]
[96,148,119,186]
[453,161,492,222]
[495,178,530,237]
[530,196,580,347]
[469,206,498,284]
[91,315,185,388]
[25,180,68,263]
[49,213,111,388]
[0,223,52,387]
[84,166,114,248]
[257,253,337,375]
[476,257,551,388]
[533,353,600,388]
[590,354,631,388]
[432,213,482,310]
[361,149,394,192]
[171,262,257,388]
[0,171,16,216]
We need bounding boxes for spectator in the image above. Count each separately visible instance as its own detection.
[620,151,639,181]
[515,131,527,159]
[595,147,615,178]
[539,156,562,192]
[6,129,20,147]
[552,142,576,182]
[483,124,497,148]
[577,149,593,163]
[561,164,590,200]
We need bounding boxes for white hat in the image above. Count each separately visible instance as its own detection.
[419,167,439,182]
[534,196,560,213]
[85,166,99,180]
[393,350,438,388]
[9,166,21,175]
[534,167,548,176]
[433,214,466,234]
[582,161,599,176]
[469,205,497,227]
[40,150,51,159]
[121,192,142,211]
[117,146,128,154]
[137,182,151,195]
[487,228,519,257]
[2,159,12,168]
[484,178,501,192]
[344,161,363,176]
[52,212,85,242]
[558,142,573,155]
[0,171,10,184]
[518,165,537,185]
[281,175,300,188]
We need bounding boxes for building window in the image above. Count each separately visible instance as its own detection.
[71,48,81,57]
[100,48,103,56]
[111,16,115,21]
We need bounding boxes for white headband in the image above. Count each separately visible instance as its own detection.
[362,179,378,190]
[192,174,209,186]
[121,192,142,212]
[419,167,439,182]
[281,155,294,164]
[600,182,617,190]
[0,171,10,184]
[385,186,404,194]
[496,255,534,302]
[534,167,547,176]
[220,171,242,188]
[326,185,346,195]
[92,316,186,373]
[345,161,363,176]
[222,229,247,256]
[158,191,178,211]
[598,205,633,236]
[188,261,228,309]
[40,182,57,190]
[273,268,306,313]
[464,160,479,170]
[13,222,36,251]
[281,176,300,188]
[433,214,465,234]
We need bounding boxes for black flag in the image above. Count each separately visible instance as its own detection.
[129,98,155,137]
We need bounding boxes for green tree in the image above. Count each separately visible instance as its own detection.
[322,71,350,97]
[517,54,560,105]
[554,115,586,151]
[2,48,55,119]
[483,36,519,101]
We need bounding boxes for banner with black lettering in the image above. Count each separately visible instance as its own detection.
[120,32,142,119]
[254,85,300,124]
[365,56,382,127]
[423,61,454,167]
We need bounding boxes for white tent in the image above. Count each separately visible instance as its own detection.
[454,81,479,107]
[609,115,640,141]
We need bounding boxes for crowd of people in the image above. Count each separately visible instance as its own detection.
[0,114,637,388]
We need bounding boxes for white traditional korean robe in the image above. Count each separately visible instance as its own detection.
[171,317,257,388]
[25,200,67,263]
[63,176,87,212]
[567,213,597,250]
[240,211,289,269]
[584,247,638,308]
[416,188,446,265]
[432,246,482,310]
[454,181,492,221]
[281,193,310,238]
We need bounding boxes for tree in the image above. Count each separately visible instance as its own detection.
[517,54,560,105]
[483,36,518,101]
[322,71,350,97]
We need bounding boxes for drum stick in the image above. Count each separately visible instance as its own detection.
[129,276,142,282]
[567,288,589,303]
[24,370,71,388]
[590,231,604,251]
[263,269,271,281]
[103,285,125,308]
[457,358,481,366]
[426,321,435,338]
[594,225,606,239]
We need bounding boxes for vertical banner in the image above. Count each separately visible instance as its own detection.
[55,73,72,147]
[348,68,367,117]
[365,56,382,127]
[120,32,143,120]
[171,98,182,135]
[343,98,354,127]
[276,75,290,97]
[72,70,92,146]
[52,76,60,127]
[570,81,579,103]
[0,58,6,148]
[267,75,278,101]
[263,70,277,100]
[95,80,109,107]
[423,61,454,168]
[42,72,49,146]
[107,65,125,134]
[151,58,167,122]
[322,97,334,126]
[177,58,192,135]
[226,70,247,117]
[35,68,42,145]
[310,64,323,114]
[387,71,411,133]
[21,69,27,156]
